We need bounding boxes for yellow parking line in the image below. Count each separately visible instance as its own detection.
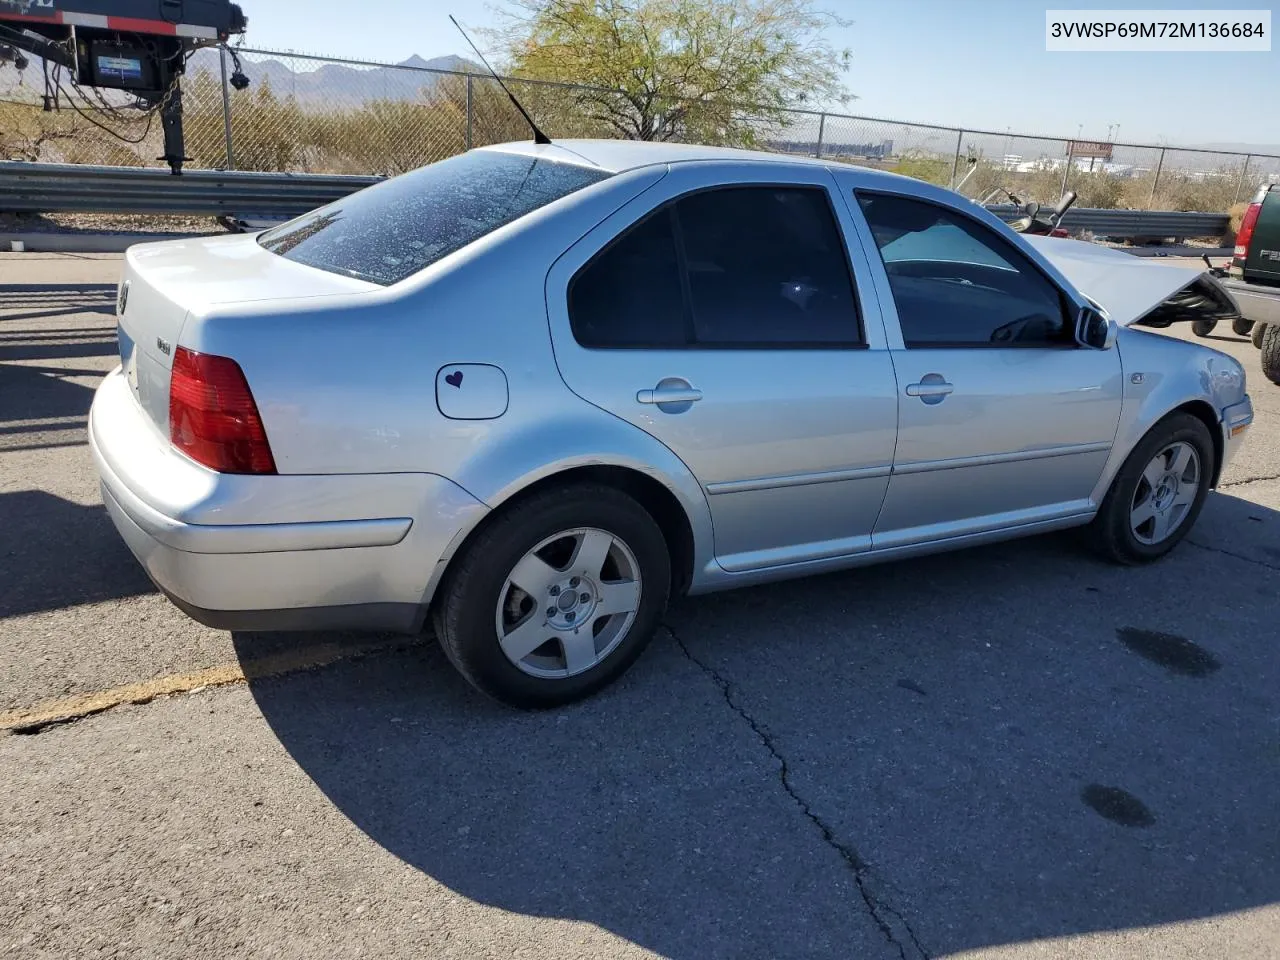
[0,636,420,734]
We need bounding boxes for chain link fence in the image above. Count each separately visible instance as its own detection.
[3,44,1278,218]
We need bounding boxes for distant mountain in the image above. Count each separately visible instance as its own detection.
[185,50,481,105]
[0,49,481,105]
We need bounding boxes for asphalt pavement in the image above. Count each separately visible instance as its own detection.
[2,252,1279,959]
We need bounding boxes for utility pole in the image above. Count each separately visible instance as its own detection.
[465,75,473,150]
[949,129,964,189]
[219,46,235,170]
[1148,147,1166,209]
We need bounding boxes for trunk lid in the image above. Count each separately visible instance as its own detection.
[116,232,377,432]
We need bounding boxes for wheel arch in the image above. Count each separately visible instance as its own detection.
[1171,398,1224,487]
[424,454,710,625]
[1092,389,1226,508]
[493,465,695,595]
[1107,398,1224,493]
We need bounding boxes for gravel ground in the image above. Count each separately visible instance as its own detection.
[0,213,231,236]
[2,253,1279,959]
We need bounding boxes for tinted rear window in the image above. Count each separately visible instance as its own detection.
[258,151,612,285]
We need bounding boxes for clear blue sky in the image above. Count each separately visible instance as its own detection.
[237,0,1279,147]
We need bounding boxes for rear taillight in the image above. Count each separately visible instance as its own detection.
[1235,201,1262,259]
[169,346,276,475]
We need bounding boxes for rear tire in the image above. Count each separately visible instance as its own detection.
[433,483,671,708]
[1262,322,1280,385]
[1232,317,1255,337]
[1087,412,1214,565]
[1191,318,1218,337]
[1251,321,1268,349]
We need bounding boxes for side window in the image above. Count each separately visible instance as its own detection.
[568,186,862,349]
[569,209,688,349]
[856,192,1071,347]
[675,187,861,346]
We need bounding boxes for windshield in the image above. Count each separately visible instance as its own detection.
[259,151,612,285]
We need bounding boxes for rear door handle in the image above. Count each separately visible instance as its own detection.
[637,387,703,404]
[905,382,953,397]
[905,374,954,405]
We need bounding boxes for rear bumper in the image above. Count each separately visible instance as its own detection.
[89,368,488,633]
[100,481,425,632]
[1220,278,1280,327]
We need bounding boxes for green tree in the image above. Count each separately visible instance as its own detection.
[488,0,852,146]
[181,68,233,168]
[307,98,455,175]
[225,76,306,172]
[890,150,952,187]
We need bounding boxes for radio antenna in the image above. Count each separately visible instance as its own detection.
[449,15,551,146]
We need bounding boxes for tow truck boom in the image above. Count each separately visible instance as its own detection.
[0,0,248,173]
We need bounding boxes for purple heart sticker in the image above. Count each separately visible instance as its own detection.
[445,370,463,388]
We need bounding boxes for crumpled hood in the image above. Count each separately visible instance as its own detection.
[1022,235,1211,326]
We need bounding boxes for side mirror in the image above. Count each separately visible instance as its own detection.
[1076,307,1117,350]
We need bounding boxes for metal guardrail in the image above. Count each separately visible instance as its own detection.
[0,162,382,219]
[0,162,1232,241]
[985,204,1229,241]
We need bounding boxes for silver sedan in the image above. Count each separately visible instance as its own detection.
[91,139,1254,707]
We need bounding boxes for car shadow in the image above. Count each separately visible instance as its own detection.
[0,283,117,424]
[0,282,148,616]
[0,490,156,619]
[237,489,1280,957]
[0,360,104,424]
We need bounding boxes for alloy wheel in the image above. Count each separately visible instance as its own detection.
[494,527,643,678]
[1130,441,1201,546]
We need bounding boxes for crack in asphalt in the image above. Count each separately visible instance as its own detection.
[664,623,929,960]
[1186,538,1280,573]
[1220,473,1280,488]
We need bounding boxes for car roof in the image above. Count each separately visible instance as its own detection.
[477,137,920,189]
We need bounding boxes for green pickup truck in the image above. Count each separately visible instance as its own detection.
[1224,183,1280,384]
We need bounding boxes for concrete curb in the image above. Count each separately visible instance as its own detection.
[1,231,210,253]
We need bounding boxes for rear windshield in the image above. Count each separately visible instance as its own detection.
[258,151,612,285]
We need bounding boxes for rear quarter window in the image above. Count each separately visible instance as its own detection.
[259,151,612,285]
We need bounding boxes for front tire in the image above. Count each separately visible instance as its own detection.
[1261,322,1280,385]
[1087,412,1214,565]
[433,483,671,708]
[1232,317,1255,337]
[1191,318,1218,337]
[1251,321,1268,349]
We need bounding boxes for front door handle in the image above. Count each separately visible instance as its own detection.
[905,374,954,405]
[637,387,703,404]
[636,377,702,412]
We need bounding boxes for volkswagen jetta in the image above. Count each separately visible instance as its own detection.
[90,140,1254,707]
